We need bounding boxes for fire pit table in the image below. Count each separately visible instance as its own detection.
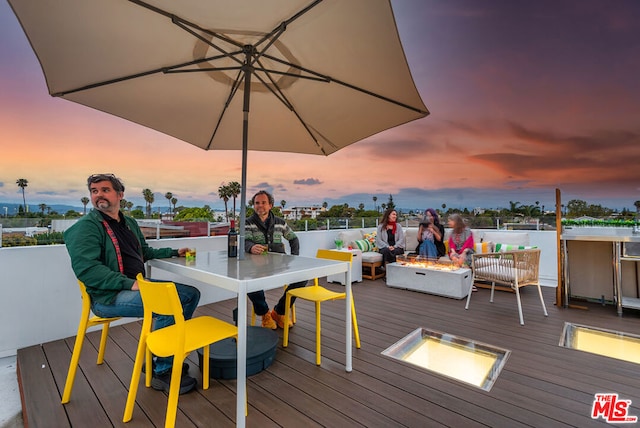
[386,255,472,299]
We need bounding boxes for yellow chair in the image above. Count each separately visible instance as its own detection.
[282,249,361,365]
[250,285,295,326]
[123,274,238,428]
[61,280,121,404]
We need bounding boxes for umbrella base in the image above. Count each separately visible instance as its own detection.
[197,326,278,379]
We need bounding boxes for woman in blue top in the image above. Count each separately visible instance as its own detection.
[416,208,445,258]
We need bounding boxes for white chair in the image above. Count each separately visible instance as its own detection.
[466,249,548,325]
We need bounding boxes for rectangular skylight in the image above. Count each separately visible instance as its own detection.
[560,322,640,364]
[382,327,510,391]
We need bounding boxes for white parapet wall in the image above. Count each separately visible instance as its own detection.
[0,229,557,357]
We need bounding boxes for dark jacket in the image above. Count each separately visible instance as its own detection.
[243,211,300,255]
[64,210,177,305]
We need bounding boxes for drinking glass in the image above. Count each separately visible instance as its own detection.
[334,239,344,250]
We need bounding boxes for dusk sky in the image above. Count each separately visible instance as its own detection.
[1,0,639,213]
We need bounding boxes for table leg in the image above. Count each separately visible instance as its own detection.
[237,286,247,427]
[614,242,623,316]
[345,264,352,372]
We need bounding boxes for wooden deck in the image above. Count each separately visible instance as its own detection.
[18,279,640,427]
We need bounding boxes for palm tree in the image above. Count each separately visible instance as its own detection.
[372,196,377,212]
[164,192,173,215]
[16,178,28,215]
[322,201,328,210]
[358,203,365,211]
[171,197,178,214]
[218,183,231,221]
[142,189,154,218]
[227,181,241,220]
[126,201,134,212]
[38,203,47,215]
[281,200,287,210]
[81,197,90,214]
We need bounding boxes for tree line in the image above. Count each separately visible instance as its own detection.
[11,177,640,221]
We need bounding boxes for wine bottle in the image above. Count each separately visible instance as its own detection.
[228,219,238,258]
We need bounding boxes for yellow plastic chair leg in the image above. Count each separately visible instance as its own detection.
[96,323,110,364]
[62,281,121,404]
[202,345,210,390]
[283,293,293,347]
[164,356,185,428]
[351,298,361,349]
[123,331,148,423]
[61,314,90,404]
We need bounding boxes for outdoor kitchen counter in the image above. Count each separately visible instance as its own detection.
[561,229,640,315]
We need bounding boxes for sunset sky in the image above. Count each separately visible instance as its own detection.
[1,0,639,213]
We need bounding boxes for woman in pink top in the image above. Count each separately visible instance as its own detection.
[447,213,474,267]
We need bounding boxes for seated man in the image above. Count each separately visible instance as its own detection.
[245,190,307,329]
[64,173,201,394]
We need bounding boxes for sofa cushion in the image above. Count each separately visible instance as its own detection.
[475,265,530,283]
[404,227,419,252]
[338,229,364,249]
[361,251,383,263]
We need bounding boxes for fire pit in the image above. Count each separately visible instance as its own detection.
[387,255,472,299]
[395,254,460,271]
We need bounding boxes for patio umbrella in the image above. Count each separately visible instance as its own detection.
[8,0,429,258]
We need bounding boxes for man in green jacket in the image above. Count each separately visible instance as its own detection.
[244,190,307,329]
[64,173,200,394]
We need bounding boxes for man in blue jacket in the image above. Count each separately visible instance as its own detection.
[64,173,200,394]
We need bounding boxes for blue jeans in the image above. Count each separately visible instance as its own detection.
[418,240,438,258]
[91,281,201,375]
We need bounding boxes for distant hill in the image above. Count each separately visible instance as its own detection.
[0,202,83,216]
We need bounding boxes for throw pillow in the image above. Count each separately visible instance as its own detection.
[354,239,373,252]
[494,243,538,252]
[363,232,377,251]
[474,241,492,254]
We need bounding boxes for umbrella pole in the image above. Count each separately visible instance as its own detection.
[238,47,253,261]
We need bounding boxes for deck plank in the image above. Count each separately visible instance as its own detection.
[17,279,640,427]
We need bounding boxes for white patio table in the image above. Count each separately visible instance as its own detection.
[148,250,352,427]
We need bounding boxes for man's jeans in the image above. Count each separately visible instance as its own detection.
[91,281,201,375]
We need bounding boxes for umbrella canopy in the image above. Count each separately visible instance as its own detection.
[9,0,429,256]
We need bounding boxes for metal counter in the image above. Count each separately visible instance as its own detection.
[561,229,640,316]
